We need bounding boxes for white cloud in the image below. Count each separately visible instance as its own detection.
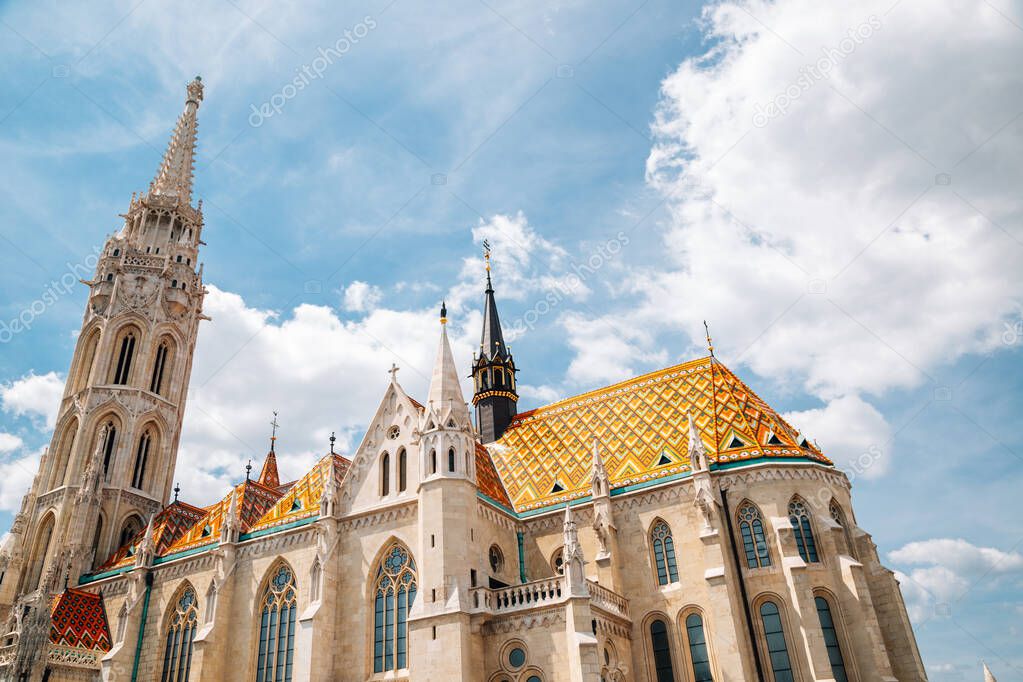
[548,0,1023,471]
[1,372,64,429]
[0,448,43,514]
[0,433,24,454]
[342,281,383,313]
[890,538,1023,621]
[783,394,891,477]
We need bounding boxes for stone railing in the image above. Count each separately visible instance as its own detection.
[471,577,565,614]
[586,580,630,619]
[470,576,631,621]
[0,642,15,667]
[47,644,102,669]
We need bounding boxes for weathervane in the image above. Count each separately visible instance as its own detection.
[703,320,715,358]
[483,239,492,271]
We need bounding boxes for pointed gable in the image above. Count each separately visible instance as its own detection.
[49,588,112,652]
[249,454,352,533]
[162,480,285,556]
[474,443,512,508]
[258,450,281,488]
[488,356,830,512]
[95,500,207,572]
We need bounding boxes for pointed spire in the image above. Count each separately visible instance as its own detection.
[591,439,609,498]
[686,409,709,472]
[480,245,507,360]
[150,76,203,204]
[258,450,280,488]
[427,303,467,416]
[984,662,998,682]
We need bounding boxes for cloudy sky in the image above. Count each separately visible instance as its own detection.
[1,0,1021,677]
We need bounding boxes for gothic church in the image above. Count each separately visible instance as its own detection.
[0,78,927,682]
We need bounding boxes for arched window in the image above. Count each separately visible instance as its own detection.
[551,548,564,575]
[27,513,55,591]
[759,601,794,682]
[48,419,78,490]
[310,560,322,603]
[100,422,118,476]
[815,596,849,682]
[430,449,437,475]
[160,587,198,682]
[91,515,105,570]
[447,448,455,473]
[684,613,713,681]
[131,430,152,489]
[648,619,675,682]
[112,330,137,385]
[373,544,418,673]
[737,503,771,568]
[650,521,679,586]
[830,501,856,558]
[256,564,297,682]
[398,449,407,492]
[381,453,390,496]
[150,341,171,395]
[119,515,143,549]
[788,498,819,563]
[73,330,101,392]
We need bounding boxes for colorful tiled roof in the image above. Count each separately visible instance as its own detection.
[50,588,111,652]
[163,479,286,555]
[486,356,830,512]
[248,454,351,533]
[97,500,207,571]
[474,442,512,508]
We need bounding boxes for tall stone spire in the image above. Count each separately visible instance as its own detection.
[427,302,468,422]
[151,76,203,204]
[472,246,518,443]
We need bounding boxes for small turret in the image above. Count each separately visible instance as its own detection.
[471,245,518,443]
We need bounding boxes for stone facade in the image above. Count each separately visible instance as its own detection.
[0,79,929,682]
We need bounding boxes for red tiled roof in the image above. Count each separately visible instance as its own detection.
[50,588,111,652]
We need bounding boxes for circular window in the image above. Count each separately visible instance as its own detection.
[387,425,400,440]
[527,676,542,682]
[551,548,564,575]
[508,647,526,669]
[489,545,504,573]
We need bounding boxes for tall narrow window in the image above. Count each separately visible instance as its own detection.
[737,503,771,568]
[119,516,143,549]
[256,565,297,682]
[373,544,418,673]
[447,448,455,473]
[131,431,151,489]
[759,601,794,682]
[685,613,713,681]
[788,499,819,563]
[160,587,198,682]
[101,423,118,476]
[113,331,136,385]
[815,596,849,682]
[650,521,679,585]
[381,453,390,496]
[430,450,437,475]
[398,449,407,492]
[830,501,857,559]
[648,619,675,682]
[150,342,170,395]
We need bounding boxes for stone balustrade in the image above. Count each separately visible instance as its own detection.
[469,576,630,622]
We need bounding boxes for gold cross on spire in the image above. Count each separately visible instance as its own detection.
[270,411,279,451]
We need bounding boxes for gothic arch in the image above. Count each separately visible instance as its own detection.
[647,517,679,586]
[368,540,418,674]
[70,325,103,392]
[788,495,819,563]
[106,322,146,386]
[47,416,79,490]
[160,580,200,682]
[148,333,178,397]
[25,511,56,592]
[116,513,145,551]
[81,410,125,481]
[253,559,299,682]
[129,420,163,492]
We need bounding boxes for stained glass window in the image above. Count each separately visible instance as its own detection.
[161,587,198,682]
[650,521,679,585]
[373,544,418,673]
[788,499,819,563]
[255,565,297,682]
[737,503,771,568]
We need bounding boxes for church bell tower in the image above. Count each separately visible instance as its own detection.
[471,247,517,444]
[0,77,210,609]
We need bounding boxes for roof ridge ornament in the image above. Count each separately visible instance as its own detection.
[703,320,715,358]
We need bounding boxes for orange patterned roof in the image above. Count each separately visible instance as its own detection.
[248,454,351,533]
[97,500,207,571]
[50,588,111,651]
[474,442,512,508]
[487,356,830,512]
[162,479,285,555]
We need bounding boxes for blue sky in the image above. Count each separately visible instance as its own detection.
[1,0,1021,678]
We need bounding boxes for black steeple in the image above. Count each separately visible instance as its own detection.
[472,244,518,443]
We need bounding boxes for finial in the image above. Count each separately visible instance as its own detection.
[245,459,252,481]
[270,411,279,452]
[388,363,400,382]
[186,75,204,106]
[483,239,493,288]
[703,320,715,358]
[440,301,448,325]
[173,482,180,502]
[329,432,336,455]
